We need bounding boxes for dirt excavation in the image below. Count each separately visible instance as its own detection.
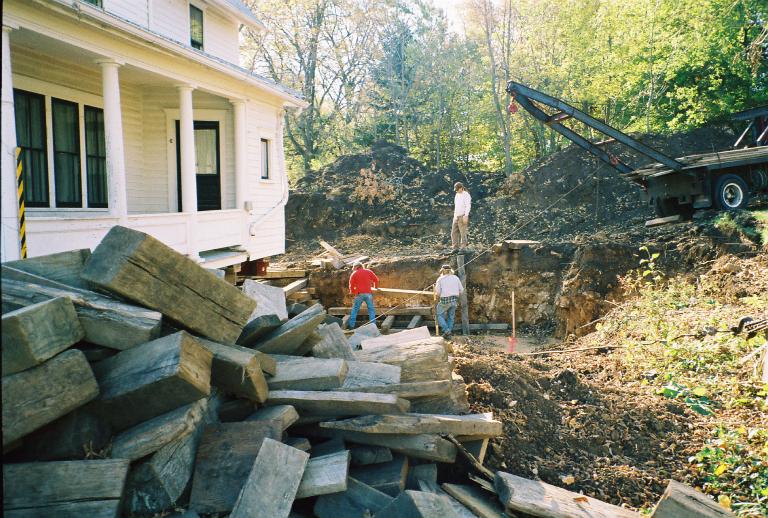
[279,124,768,515]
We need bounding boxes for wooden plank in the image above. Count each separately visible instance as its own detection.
[245,405,299,432]
[325,430,457,463]
[268,356,348,391]
[463,438,489,464]
[360,326,432,348]
[340,361,402,390]
[314,477,394,518]
[237,314,283,348]
[218,398,255,422]
[320,413,501,437]
[373,287,434,296]
[124,393,220,515]
[81,225,256,343]
[254,350,278,376]
[242,279,289,321]
[1,266,162,350]
[189,421,284,514]
[651,480,735,517]
[91,331,212,431]
[354,337,451,383]
[374,490,462,518]
[351,454,409,496]
[344,380,452,399]
[283,278,309,296]
[111,398,210,461]
[494,471,639,518]
[319,240,344,259]
[381,315,396,334]
[645,214,683,228]
[253,269,308,279]
[419,480,476,518]
[312,323,356,361]
[2,349,99,446]
[312,437,347,458]
[456,254,470,336]
[330,306,433,316]
[349,445,393,466]
[286,437,312,451]
[230,437,309,518]
[249,304,327,354]
[5,248,92,289]
[197,338,268,402]
[3,459,129,517]
[2,297,84,376]
[296,450,351,499]
[441,483,507,518]
[409,372,470,415]
[407,315,423,329]
[267,390,410,417]
[406,464,438,490]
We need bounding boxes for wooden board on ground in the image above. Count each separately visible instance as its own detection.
[81,225,255,343]
[269,356,348,391]
[253,270,308,279]
[345,380,452,399]
[1,266,161,350]
[111,398,209,461]
[325,430,457,463]
[650,480,735,518]
[197,338,268,402]
[3,459,129,517]
[2,349,99,446]
[320,413,501,437]
[349,444,393,466]
[374,490,462,518]
[250,304,327,354]
[237,314,283,348]
[494,471,639,518]
[245,405,299,432]
[341,361,402,390]
[91,331,212,430]
[283,278,309,296]
[330,306,433,316]
[314,477,394,518]
[407,315,423,329]
[441,483,507,518]
[296,450,351,499]
[230,437,309,518]
[267,390,409,417]
[418,480,475,518]
[2,297,84,376]
[5,249,92,289]
[354,337,452,383]
[312,323,356,361]
[350,454,409,496]
[645,214,683,228]
[189,421,283,514]
[241,279,289,322]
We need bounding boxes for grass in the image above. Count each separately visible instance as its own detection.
[752,210,768,246]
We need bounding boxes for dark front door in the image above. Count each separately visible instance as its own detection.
[176,120,221,211]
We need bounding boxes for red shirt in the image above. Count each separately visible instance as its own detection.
[349,268,379,295]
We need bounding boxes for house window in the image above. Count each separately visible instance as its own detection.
[190,5,204,50]
[82,0,103,7]
[261,138,270,179]
[13,89,49,207]
[85,106,108,208]
[52,98,82,207]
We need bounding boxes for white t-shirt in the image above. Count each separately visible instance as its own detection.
[454,190,471,217]
[435,274,464,297]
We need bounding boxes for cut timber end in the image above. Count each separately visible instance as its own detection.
[651,480,736,517]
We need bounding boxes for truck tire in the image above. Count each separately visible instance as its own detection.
[713,174,750,211]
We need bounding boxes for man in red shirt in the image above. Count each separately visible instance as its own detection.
[347,261,379,329]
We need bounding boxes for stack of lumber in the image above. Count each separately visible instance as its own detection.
[2,225,729,518]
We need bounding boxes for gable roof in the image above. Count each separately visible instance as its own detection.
[211,0,266,31]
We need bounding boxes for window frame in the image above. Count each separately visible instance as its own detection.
[189,4,204,51]
[81,0,103,7]
[84,105,108,208]
[51,97,84,208]
[260,138,270,180]
[13,89,50,208]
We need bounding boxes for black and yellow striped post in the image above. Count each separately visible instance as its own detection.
[15,147,27,258]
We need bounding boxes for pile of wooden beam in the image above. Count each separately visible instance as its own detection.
[2,225,733,518]
[310,239,368,270]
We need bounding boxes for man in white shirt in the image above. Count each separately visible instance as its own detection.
[434,264,464,339]
[451,182,471,253]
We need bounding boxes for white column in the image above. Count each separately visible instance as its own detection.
[177,84,199,259]
[230,99,248,211]
[1,25,21,262]
[97,59,128,225]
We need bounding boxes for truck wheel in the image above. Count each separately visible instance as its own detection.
[713,174,750,211]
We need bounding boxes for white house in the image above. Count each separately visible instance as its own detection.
[1,0,305,269]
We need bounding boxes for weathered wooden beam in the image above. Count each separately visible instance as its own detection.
[409,372,470,415]
[314,477,394,518]
[4,249,92,289]
[354,337,451,382]
[312,323,356,361]
[3,459,129,517]
[2,297,84,376]
[2,349,99,446]
[248,304,327,354]
[345,380,452,399]
[218,398,255,422]
[1,266,162,350]
[230,437,309,518]
[407,315,423,329]
[111,398,210,461]
[349,445,393,466]
[296,450,351,499]
[197,338,268,402]
[320,413,501,437]
[283,278,309,296]
[651,480,735,517]
[351,454,409,496]
[418,480,476,518]
[269,356,348,391]
[406,464,438,490]
[381,315,396,334]
[189,421,283,514]
[267,390,410,417]
[341,361,402,390]
[81,225,255,343]
[286,436,312,451]
[242,279,289,321]
[494,471,639,518]
[441,483,507,518]
[237,314,283,348]
[90,331,212,430]
[15,408,111,461]
[245,405,299,432]
[252,269,308,279]
[325,430,457,463]
[373,490,461,517]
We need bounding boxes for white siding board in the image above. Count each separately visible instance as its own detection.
[202,9,240,64]
[150,0,189,45]
[104,0,149,28]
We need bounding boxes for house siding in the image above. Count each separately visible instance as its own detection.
[104,0,149,28]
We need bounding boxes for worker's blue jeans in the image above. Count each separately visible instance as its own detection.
[436,300,457,334]
[349,293,375,328]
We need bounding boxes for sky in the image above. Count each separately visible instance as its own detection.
[436,0,466,34]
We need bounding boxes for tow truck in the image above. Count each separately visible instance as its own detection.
[505,81,768,223]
